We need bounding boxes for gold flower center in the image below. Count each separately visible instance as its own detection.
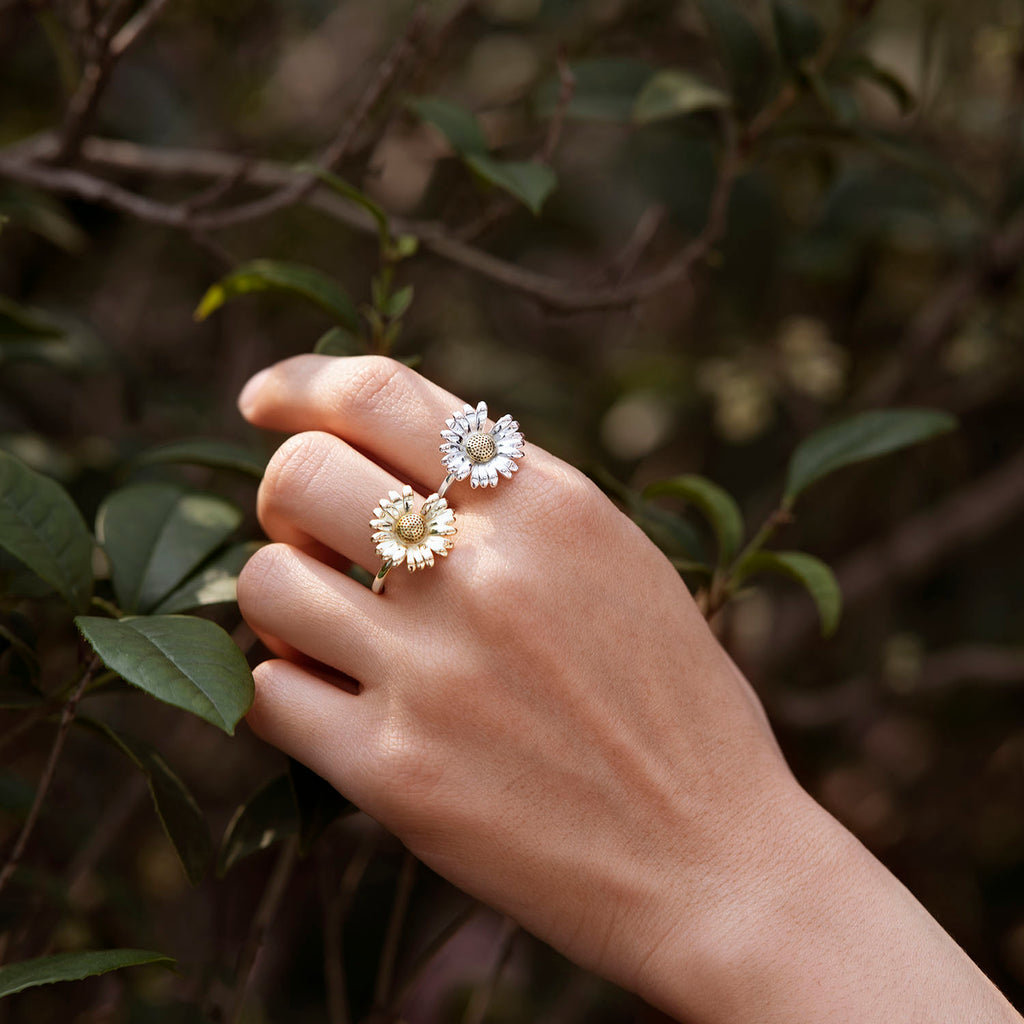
[465,431,497,464]
[396,512,426,543]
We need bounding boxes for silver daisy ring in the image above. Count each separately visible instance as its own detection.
[370,485,457,594]
[438,401,525,498]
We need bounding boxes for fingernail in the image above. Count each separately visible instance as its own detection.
[238,368,271,416]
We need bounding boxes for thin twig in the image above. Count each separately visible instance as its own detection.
[373,848,417,1009]
[460,917,518,1024]
[228,835,299,1024]
[109,0,174,58]
[0,653,100,899]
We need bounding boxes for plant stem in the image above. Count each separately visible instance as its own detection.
[0,653,100,899]
[373,848,417,1010]
[228,835,299,1024]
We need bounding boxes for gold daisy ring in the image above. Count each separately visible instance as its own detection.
[370,485,456,594]
[438,401,524,498]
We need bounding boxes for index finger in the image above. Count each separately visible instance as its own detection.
[239,354,494,495]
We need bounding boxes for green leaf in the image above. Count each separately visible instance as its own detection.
[407,97,488,155]
[96,484,242,613]
[0,188,86,253]
[78,719,212,884]
[194,260,359,331]
[392,234,419,260]
[152,541,262,615]
[695,0,774,117]
[735,550,841,636]
[0,949,175,1000]
[314,325,365,357]
[297,164,390,237]
[643,475,744,564]
[632,70,731,124]
[386,284,415,320]
[464,155,557,215]
[771,0,824,72]
[134,438,267,479]
[218,774,298,876]
[534,58,653,123]
[837,55,915,114]
[0,452,93,612]
[75,615,254,734]
[784,408,957,504]
[288,757,355,855]
[0,297,65,342]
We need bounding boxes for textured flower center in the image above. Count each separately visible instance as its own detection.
[396,512,426,543]
[465,431,497,464]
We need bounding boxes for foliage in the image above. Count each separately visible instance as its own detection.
[1,0,1023,1019]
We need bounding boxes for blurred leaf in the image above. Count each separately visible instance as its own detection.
[464,155,557,214]
[735,550,841,636]
[0,298,65,342]
[314,326,365,356]
[288,757,355,855]
[194,260,359,331]
[392,234,419,260]
[836,55,915,114]
[0,188,86,253]
[386,284,415,319]
[407,97,488,154]
[695,0,774,117]
[297,164,389,239]
[534,58,653,122]
[0,452,93,612]
[78,719,212,884]
[643,475,744,564]
[96,484,242,613]
[135,438,267,479]
[152,542,261,615]
[0,949,174,999]
[784,408,957,504]
[771,0,824,71]
[218,773,297,876]
[633,70,730,123]
[75,615,254,734]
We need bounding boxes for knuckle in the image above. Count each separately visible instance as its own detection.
[345,356,407,417]
[260,431,331,513]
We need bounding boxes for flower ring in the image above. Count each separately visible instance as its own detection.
[438,401,524,497]
[370,485,456,594]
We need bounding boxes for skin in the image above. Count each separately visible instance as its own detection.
[236,354,1022,1023]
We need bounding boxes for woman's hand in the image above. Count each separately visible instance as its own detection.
[236,355,1020,1023]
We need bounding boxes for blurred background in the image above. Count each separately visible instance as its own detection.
[1,0,1024,1020]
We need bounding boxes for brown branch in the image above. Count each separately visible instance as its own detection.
[0,653,100,900]
[763,444,1024,666]
[109,0,174,58]
[373,848,417,1010]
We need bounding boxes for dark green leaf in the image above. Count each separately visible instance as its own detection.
[152,541,261,615]
[534,58,653,123]
[633,70,731,123]
[464,156,557,215]
[695,0,774,117]
[0,452,93,612]
[784,408,957,503]
[407,97,488,155]
[735,550,841,636]
[218,774,298,876]
[0,188,86,253]
[75,615,254,734]
[0,297,65,342]
[0,949,175,999]
[134,438,267,479]
[643,475,744,564]
[96,484,242,613]
[288,757,355,855]
[837,55,915,114]
[314,326,365,356]
[78,719,212,884]
[771,0,824,71]
[194,260,359,331]
[297,164,389,237]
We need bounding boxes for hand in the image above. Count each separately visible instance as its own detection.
[236,355,1020,1023]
